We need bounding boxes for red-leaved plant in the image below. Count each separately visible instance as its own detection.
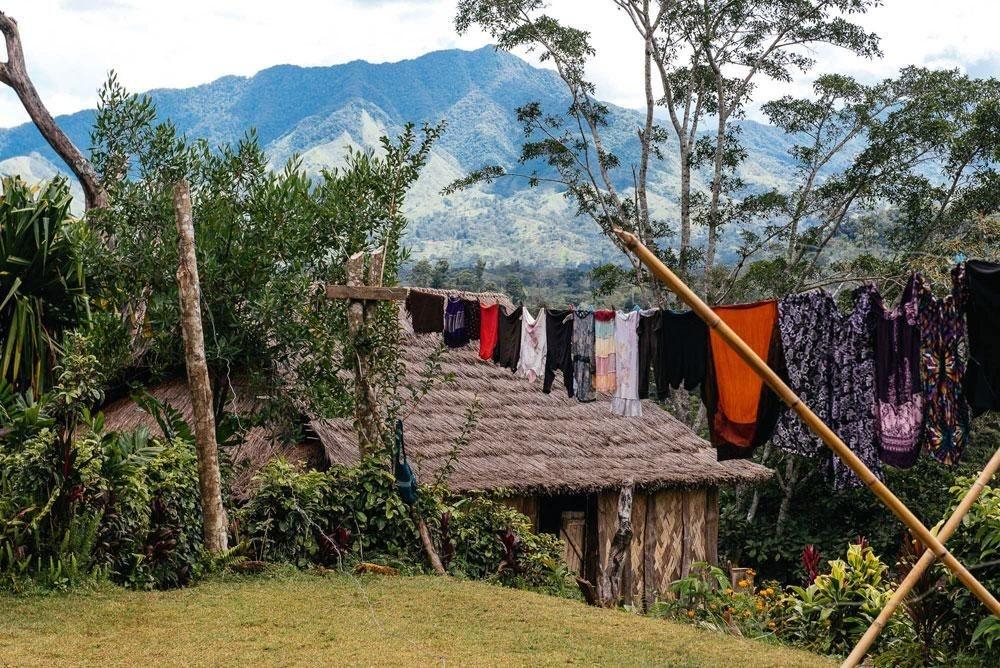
[802,544,822,586]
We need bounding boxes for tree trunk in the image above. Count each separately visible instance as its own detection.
[598,483,634,607]
[172,180,228,554]
[775,457,800,536]
[0,12,106,210]
[346,250,384,455]
[679,139,692,275]
[415,512,446,575]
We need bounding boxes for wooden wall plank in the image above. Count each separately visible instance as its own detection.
[500,496,539,529]
[596,491,618,574]
[705,486,720,566]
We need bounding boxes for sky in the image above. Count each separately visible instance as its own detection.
[0,0,999,128]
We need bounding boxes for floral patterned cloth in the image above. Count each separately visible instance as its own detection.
[773,291,838,458]
[917,267,970,465]
[874,275,924,469]
[829,285,881,489]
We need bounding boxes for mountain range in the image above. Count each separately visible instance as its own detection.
[0,46,832,267]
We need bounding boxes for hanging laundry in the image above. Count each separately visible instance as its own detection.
[543,309,575,396]
[478,302,500,361]
[406,290,444,334]
[492,305,523,372]
[828,285,881,489]
[874,276,924,469]
[964,260,1000,415]
[654,310,708,396]
[612,310,642,417]
[773,291,838,460]
[517,308,547,382]
[594,310,617,392]
[443,295,469,348]
[705,301,779,459]
[463,298,481,341]
[636,309,659,400]
[572,309,596,402]
[918,268,970,465]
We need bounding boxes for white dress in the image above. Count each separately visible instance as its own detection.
[517,308,547,383]
[611,310,642,417]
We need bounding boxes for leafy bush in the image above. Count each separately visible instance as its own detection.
[775,543,902,655]
[0,339,218,592]
[650,563,781,640]
[239,460,570,592]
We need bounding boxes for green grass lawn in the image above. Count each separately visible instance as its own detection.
[0,572,833,667]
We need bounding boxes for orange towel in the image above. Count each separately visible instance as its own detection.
[709,300,778,449]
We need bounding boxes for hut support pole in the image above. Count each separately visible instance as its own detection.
[845,444,1000,665]
[612,228,1000,630]
[599,483,635,606]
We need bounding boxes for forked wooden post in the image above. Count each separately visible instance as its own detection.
[611,228,1000,623]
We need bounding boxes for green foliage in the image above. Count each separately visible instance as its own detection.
[0,176,89,396]
[651,563,782,641]
[775,544,899,656]
[0,340,217,592]
[239,460,569,592]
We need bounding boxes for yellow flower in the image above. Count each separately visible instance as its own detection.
[768,621,777,629]
[737,579,749,588]
[725,588,734,595]
[742,611,751,617]
[687,610,696,618]
[747,568,756,577]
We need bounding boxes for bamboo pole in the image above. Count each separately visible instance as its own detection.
[612,228,1000,618]
[844,444,1000,666]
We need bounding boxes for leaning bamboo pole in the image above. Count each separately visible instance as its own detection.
[612,228,1000,618]
[844,443,1000,666]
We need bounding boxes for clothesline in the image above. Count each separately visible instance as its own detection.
[402,259,1000,490]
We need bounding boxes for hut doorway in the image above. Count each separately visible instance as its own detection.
[536,494,593,578]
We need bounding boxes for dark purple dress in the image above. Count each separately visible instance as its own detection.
[443,296,468,348]
[918,267,970,464]
[874,276,924,469]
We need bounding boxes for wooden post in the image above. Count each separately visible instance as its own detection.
[345,251,384,455]
[598,483,634,606]
[173,181,228,553]
[612,227,1000,619]
[844,443,1000,666]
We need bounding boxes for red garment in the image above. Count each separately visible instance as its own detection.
[479,303,500,361]
[708,300,778,452]
[594,309,615,322]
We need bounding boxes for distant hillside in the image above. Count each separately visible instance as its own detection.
[0,46,842,267]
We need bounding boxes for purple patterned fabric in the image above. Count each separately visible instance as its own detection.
[829,285,881,489]
[874,275,924,469]
[918,267,970,464]
[774,288,881,488]
[773,291,838,458]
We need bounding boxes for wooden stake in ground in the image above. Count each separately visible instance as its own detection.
[173,180,228,553]
[0,12,106,210]
[345,251,385,455]
[611,227,1000,619]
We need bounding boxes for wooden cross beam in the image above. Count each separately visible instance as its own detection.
[325,285,408,301]
[612,228,1000,668]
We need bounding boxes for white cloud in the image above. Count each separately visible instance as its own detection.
[0,0,998,129]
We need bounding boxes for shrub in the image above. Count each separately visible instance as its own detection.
[650,563,781,640]
[238,460,570,592]
[775,543,903,655]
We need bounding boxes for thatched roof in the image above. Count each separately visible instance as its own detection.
[314,297,773,494]
[99,378,316,497]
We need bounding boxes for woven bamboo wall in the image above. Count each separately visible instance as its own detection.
[505,487,720,609]
[597,487,719,608]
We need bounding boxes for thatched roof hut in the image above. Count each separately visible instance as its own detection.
[314,291,772,606]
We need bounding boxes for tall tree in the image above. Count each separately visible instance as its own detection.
[0,12,106,210]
